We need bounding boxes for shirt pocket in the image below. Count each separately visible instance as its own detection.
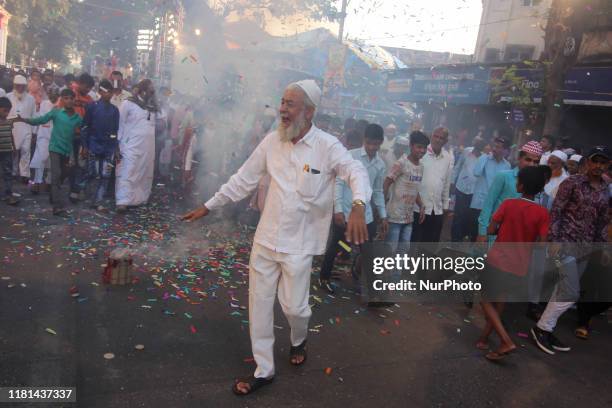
[297,171,323,200]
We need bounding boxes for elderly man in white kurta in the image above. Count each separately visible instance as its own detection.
[182,80,372,395]
[7,75,36,180]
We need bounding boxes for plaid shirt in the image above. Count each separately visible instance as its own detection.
[548,174,609,243]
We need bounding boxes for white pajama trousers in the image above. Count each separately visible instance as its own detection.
[12,133,31,178]
[249,243,313,379]
[537,256,588,332]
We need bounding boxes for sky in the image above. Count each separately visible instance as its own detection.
[342,0,483,54]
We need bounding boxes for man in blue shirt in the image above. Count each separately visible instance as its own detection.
[450,136,485,241]
[319,124,387,293]
[81,79,120,211]
[477,140,543,240]
[470,136,511,213]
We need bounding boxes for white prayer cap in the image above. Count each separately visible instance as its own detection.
[550,150,568,162]
[13,75,27,85]
[569,154,583,162]
[292,79,321,107]
[394,136,410,146]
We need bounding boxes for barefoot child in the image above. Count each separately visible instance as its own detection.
[477,166,549,361]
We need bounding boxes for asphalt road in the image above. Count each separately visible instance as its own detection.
[1,182,611,408]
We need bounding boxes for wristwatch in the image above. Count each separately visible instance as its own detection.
[352,199,366,208]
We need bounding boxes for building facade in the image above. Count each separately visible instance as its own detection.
[474,0,552,63]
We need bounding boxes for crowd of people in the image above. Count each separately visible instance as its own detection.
[317,118,611,361]
[0,67,609,393]
[0,68,203,216]
[178,79,610,394]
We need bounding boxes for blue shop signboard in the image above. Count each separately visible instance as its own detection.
[387,66,491,105]
[562,67,612,107]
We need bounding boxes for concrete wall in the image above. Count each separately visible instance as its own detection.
[474,0,551,63]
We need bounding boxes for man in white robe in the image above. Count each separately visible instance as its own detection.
[182,80,372,395]
[7,75,36,181]
[115,80,162,212]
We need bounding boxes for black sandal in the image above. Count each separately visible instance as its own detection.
[290,340,307,366]
[232,376,274,396]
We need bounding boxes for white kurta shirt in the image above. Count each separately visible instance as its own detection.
[419,145,454,215]
[115,100,159,206]
[205,125,372,255]
[7,92,36,142]
[544,169,569,200]
[29,99,54,169]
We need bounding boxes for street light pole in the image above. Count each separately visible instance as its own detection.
[338,0,348,42]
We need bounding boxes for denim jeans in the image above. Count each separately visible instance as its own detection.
[86,153,114,205]
[385,222,413,253]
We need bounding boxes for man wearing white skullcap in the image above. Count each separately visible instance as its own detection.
[7,75,36,181]
[382,134,409,172]
[380,123,398,156]
[543,150,569,208]
[567,154,583,175]
[181,80,371,395]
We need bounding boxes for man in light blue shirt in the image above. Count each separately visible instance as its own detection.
[477,141,543,239]
[450,137,485,241]
[470,136,511,211]
[319,124,387,293]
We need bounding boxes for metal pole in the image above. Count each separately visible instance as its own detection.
[338,0,348,42]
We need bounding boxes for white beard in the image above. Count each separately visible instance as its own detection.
[278,112,307,143]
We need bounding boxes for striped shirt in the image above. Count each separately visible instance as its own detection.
[0,120,14,152]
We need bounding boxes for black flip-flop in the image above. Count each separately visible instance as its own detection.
[290,340,307,366]
[485,348,516,361]
[232,376,274,396]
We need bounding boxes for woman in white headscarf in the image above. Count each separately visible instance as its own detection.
[115,79,164,212]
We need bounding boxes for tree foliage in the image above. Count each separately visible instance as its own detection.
[489,63,543,108]
[2,0,158,65]
[1,0,338,67]
[2,0,74,64]
[211,0,339,22]
[541,0,588,135]
[67,0,158,67]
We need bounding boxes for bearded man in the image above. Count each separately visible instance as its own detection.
[182,80,371,395]
[7,75,36,182]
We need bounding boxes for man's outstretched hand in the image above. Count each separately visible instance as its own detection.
[346,205,368,245]
[181,206,210,222]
